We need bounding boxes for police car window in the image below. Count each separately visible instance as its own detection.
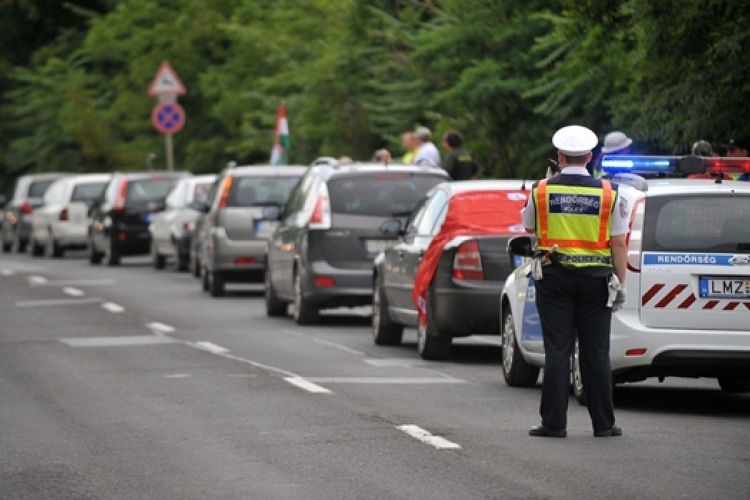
[649,196,750,252]
[416,190,448,235]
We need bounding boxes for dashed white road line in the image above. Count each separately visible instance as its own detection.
[283,377,333,394]
[16,298,103,308]
[194,341,230,354]
[146,322,176,334]
[42,279,115,287]
[28,275,48,285]
[396,425,461,450]
[102,302,125,313]
[164,374,192,379]
[311,338,366,356]
[0,269,14,276]
[63,287,85,297]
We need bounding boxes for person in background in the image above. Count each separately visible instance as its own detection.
[412,126,442,167]
[441,130,479,180]
[722,137,750,181]
[592,131,634,178]
[401,132,418,164]
[691,140,717,157]
[521,125,628,439]
[371,150,392,163]
[338,156,353,164]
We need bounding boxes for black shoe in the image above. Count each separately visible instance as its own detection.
[594,425,623,437]
[529,425,567,438]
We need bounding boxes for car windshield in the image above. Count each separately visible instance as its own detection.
[226,175,301,207]
[72,182,107,203]
[126,179,179,202]
[328,173,446,216]
[647,195,750,252]
[28,180,55,198]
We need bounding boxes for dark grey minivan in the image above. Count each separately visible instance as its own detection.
[265,160,449,324]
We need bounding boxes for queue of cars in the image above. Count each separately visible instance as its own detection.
[3,154,749,398]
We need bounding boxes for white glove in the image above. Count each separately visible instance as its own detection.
[612,287,627,313]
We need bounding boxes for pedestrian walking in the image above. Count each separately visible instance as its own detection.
[441,130,479,180]
[521,125,629,438]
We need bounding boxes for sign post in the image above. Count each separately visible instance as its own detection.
[148,61,186,171]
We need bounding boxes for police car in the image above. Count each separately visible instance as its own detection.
[500,155,750,402]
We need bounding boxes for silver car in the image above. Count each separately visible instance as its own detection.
[196,165,306,297]
[149,174,216,271]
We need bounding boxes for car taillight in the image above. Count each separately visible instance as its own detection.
[314,276,335,287]
[309,189,331,230]
[59,208,69,221]
[114,179,128,213]
[626,199,645,272]
[235,257,257,265]
[20,201,33,215]
[453,239,484,281]
[218,176,233,209]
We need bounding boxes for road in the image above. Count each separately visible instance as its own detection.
[1,252,748,500]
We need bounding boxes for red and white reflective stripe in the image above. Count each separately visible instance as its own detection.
[641,283,750,311]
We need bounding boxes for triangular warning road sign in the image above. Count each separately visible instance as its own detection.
[148,61,186,96]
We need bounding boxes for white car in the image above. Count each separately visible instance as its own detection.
[501,163,750,401]
[28,174,111,258]
[149,174,216,271]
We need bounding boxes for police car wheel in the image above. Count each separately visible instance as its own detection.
[717,377,750,393]
[571,338,586,406]
[501,308,540,387]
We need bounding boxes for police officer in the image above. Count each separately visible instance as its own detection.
[521,125,629,438]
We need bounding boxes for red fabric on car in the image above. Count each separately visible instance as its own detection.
[411,189,529,321]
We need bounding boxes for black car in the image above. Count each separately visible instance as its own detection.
[88,171,191,266]
[373,180,527,360]
[265,160,449,324]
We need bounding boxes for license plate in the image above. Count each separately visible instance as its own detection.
[254,220,278,238]
[699,276,750,299]
[366,239,397,254]
[144,213,152,223]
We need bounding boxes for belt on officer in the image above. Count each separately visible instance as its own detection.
[555,254,612,265]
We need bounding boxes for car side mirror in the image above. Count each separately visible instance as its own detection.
[380,219,403,236]
[188,201,209,213]
[508,236,534,257]
[262,205,282,221]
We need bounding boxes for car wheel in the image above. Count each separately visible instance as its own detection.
[88,235,102,265]
[29,236,44,257]
[501,308,540,387]
[46,230,64,258]
[201,265,210,291]
[293,271,319,325]
[265,268,287,317]
[417,298,451,360]
[152,241,166,270]
[209,270,225,297]
[372,278,403,345]
[104,235,121,266]
[718,377,750,393]
[571,338,586,405]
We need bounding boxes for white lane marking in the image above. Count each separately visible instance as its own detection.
[365,358,429,367]
[28,275,48,285]
[228,374,257,378]
[312,338,365,356]
[182,343,333,395]
[164,374,192,378]
[283,377,333,394]
[60,336,179,347]
[40,279,115,286]
[102,302,125,313]
[304,377,465,384]
[146,322,176,334]
[63,287,85,297]
[16,298,103,308]
[194,341,229,354]
[396,425,461,450]
[0,269,14,276]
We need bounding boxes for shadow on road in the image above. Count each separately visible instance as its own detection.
[613,385,750,415]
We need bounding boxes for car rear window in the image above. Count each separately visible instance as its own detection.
[328,174,446,216]
[645,195,750,252]
[72,182,107,203]
[126,179,178,202]
[193,182,213,204]
[28,180,55,198]
[226,176,301,207]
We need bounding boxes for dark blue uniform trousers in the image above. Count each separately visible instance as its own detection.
[535,267,616,432]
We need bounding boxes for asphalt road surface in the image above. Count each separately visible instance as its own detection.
[1,252,749,500]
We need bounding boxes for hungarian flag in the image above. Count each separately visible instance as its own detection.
[270,102,289,165]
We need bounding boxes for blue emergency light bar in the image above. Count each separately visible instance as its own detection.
[600,156,679,175]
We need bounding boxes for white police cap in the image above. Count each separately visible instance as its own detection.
[552,125,598,156]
